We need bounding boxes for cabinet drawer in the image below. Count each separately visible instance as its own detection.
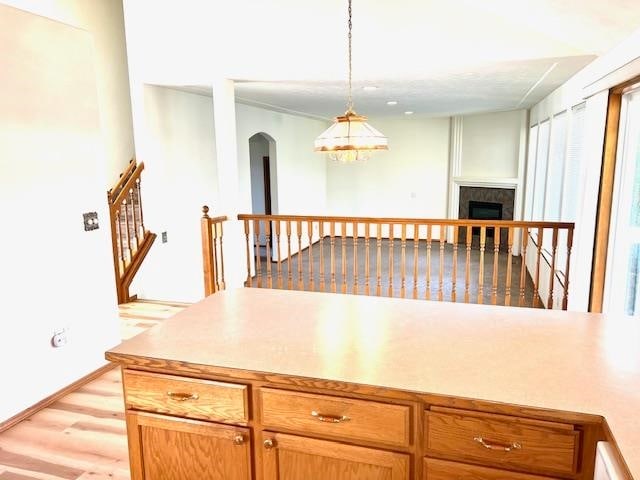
[425,408,579,476]
[424,457,561,480]
[259,388,411,447]
[123,370,248,424]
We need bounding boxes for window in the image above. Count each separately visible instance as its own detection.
[525,106,586,288]
[545,112,567,221]
[562,103,586,222]
[531,120,550,220]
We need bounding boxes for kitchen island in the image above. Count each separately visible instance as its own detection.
[106,288,640,480]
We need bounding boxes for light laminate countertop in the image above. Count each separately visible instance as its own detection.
[106,288,640,478]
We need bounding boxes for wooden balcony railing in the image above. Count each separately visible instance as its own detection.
[237,214,575,310]
[108,159,156,303]
[201,206,227,296]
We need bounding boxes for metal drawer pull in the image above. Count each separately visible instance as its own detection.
[264,439,275,449]
[233,434,245,445]
[166,391,199,401]
[474,436,522,452]
[311,410,350,423]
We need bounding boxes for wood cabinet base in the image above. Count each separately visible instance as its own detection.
[117,367,616,480]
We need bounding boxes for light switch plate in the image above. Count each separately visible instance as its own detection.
[83,212,99,231]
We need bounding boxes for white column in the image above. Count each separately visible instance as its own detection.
[446,116,463,242]
[511,109,529,256]
[212,78,245,289]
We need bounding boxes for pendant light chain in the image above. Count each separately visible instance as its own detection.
[313,0,388,160]
[347,0,353,113]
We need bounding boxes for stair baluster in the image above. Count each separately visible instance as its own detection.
[108,160,156,303]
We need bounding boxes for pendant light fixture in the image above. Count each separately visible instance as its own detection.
[314,0,388,162]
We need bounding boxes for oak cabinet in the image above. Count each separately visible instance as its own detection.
[119,367,594,480]
[118,366,601,480]
[259,387,411,448]
[423,458,561,480]
[261,431,410,480]
[424,407,579,477]
[125,410,252,480]
[123,369,249,424]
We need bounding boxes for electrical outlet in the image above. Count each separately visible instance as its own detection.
[83,212,99,231]
[51,329,68,348]
[161,231,168,243]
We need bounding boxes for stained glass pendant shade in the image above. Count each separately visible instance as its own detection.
[314,0,388,162]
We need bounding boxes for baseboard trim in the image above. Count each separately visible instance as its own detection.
[130,298,193,308]
[0,362,117,433]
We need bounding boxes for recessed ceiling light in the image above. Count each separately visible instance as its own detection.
[404,111,414,115]
[386,101,398,106]
[363,86,378,92]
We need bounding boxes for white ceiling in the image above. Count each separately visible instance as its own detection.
[165,0,640,119]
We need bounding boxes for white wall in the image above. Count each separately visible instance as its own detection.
[0,5,119,422]
[236,103,329,217]
[531,28,640,124]
[130,86,218,303]
[460,110,523,179]
[235,104,330,270]
[447,110,527,252]
[527,29,640,311]
[326,116,451,219]
[1,0,135,184]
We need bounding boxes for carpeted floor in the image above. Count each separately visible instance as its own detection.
[252,237,540,308]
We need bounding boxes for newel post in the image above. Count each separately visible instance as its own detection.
[201,205,216,296]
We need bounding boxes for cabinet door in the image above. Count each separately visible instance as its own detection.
[126,411,251,480]
[261,431,409,480]
[424,458,561,480]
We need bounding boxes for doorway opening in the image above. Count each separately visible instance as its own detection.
[249,132,277,260]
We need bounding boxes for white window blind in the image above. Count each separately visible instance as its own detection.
[562,103,586,222]
[545,111,567,221]
[525,125,539,220]
[532,120,550,220]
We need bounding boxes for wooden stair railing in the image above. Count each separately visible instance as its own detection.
[201,206,228,296]
[237,214,575,310]
[108,159,156,303]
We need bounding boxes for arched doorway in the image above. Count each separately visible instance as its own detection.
[249,132,277,259]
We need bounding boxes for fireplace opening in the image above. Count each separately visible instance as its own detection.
[469,200,502,238]
[469,201,502,220]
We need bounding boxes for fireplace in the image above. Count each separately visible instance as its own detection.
[458,186,515,246]
[469,200,502,238]
[469,200,502,221]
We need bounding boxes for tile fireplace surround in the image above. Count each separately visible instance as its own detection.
[458,186,515,221]
[458,186,516,246]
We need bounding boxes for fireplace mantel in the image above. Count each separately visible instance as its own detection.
[447,176,523,253]
[451,176,519,189]
[448,176,520,220]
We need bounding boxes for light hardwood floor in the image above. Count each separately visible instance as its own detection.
[0,300,188,480]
